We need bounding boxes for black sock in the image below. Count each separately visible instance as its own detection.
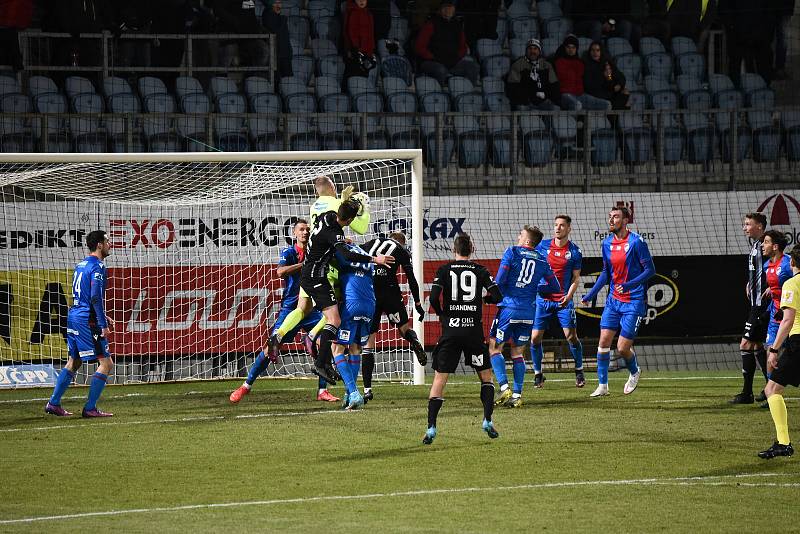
[480,382,495,421]
[403,329,420,344]
[316,324,338,367]
[427,397,444,428]
[755,349,769,381]
[362,350,375,389]
[741,350,756,394]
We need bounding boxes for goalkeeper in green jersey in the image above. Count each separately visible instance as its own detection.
[268,176,370,359]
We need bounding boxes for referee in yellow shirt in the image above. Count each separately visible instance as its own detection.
[760,245,800,459]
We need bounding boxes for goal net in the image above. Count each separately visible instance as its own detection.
[0,151,425,386]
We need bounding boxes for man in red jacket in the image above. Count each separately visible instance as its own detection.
[414,0,479,85]
[553,34,611,111]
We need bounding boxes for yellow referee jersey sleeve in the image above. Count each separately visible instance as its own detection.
[779,275,800,337]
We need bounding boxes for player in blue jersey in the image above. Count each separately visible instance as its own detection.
[763,231,792,356]
[531,215,585,389]
[45,230,115,418]
[230,219,340,404]
[330,243,377,410]
[490,225,560,408]
[581,206,655,397]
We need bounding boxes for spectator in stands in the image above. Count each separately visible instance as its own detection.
[459,0,501,54]
[553,34,612,110]
[719,0,775,84]
[414,0,479,85]
[506,38,561,111]
[0,0,32,70]
[109,2,153,74]
[211,0,268,71]
[262,0,292,79]
[666,0,717,51]
[583,41,629,109]
[566,0,634,42]
[410,0,441,35]
[774,0,795,80]
[344,0,378,80]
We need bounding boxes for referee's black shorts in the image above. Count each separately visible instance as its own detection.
[370,286,409,334]
[771,335,800,388]
[742,305,769,343]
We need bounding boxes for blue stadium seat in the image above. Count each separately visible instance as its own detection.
[618,111,652,165]
[671,36,697,56]
[388,16,409,43]
[484,92,511,112]
[0,94,34,152]
[292,55,315,84]
[487,115,512,167]
[510,16,539,40]
[506,0,532,20]
[64,76,96,100]
[313,16,340,43]
[142,94,178,152]
[308,0,335,20]
[285,95,320,151]
[544,17,572,41]
[541,37,560,57]
[311,39,338,59]
[606,37,633,59]
[419,92,455,168]
[676,74,701,95]
[650,94,684,163]
[415,76,442,97]
[495,17,509,45]
[249,93,282,150]
[716,91,751,162]
[519,115,552,166]
[287,15,309,46]
[509,38,528,59]
[676,52,705,81]
[537,1,562,21]
[615,54,642,90]
[209,77,239,103]
[29,75,59,98]
[456,93,483,112]
[105,92,143,151]
[315,76,341,102]
[381,56,413,86]
[453,114,488,168]
[385,92,419,149]
[645,52,673,80]
[281,0,302,16]
[749,88,775,109]
[290,38,305,56]
[381,77,411,97]
[279,76,307,102]
[353,92,387,149]
[317,55,345,83]
[244,76,273,107]
[103,76,133,102]
[551,115,578,158]
[748,110,780,162]
[683,88,711,110]
[481,76,505,97]
[318,111,354,151]
[68,92,106,153]
[683,112,713,164]
[215,93,249,151]
[708,74,735,100]
[175,76,204,106]
[176,93,211,151]
[476,39,503,61]
[0,74,21,96]
[588,116,617,166]
[347,76,375,102]
[627,90,647,110]
[482,55,511,78]
[782,110,800,161]
[578,37,593,56]
[644,75,670,95]
[319,91,349,113]
[640,37,666,56]
[448,76,477,98]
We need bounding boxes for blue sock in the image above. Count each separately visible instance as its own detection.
[246,351,270,386]
[85,372,108,410]
[49,368,74,405]
[511,357,526,394]
[597,349,610,385]
[317,376,327,390]
[349,354,361,385]
[334,355,357,394]
[490,353,508,387]
[530,343,544,374]
[626,351,639,375]
[569,341,583,370]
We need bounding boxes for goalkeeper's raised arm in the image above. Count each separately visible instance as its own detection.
[310,175,370,235]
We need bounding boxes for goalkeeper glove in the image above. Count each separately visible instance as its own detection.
[340,185,354,202]
[351,191,370,216]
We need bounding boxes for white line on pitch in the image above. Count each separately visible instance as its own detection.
[0,472,795,525]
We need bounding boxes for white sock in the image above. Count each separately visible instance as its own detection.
[500,384,509,392]
[242,382,252,390]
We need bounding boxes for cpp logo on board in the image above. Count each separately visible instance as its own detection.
[576,272,679,325]
[757,194,800,245]
[0,365,58,388]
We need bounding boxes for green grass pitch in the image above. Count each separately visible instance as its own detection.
[1,371,798,532]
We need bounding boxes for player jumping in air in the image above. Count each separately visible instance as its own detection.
[490,225,560,408]
[759,245,800,459]
[360,231,427,402]
[531,214,585,389]
[267,176,370,360]
[581,206,655,397]
[46,230,115,418]
[330,243,377,410]
[424,233,503,445]
[230,219,339,404]
[300,199,393,385]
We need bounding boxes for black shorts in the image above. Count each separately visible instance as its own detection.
[771,336,800,388]
[370,286,409,334]
[431,332,491,374]
[742,305,769,342]
[300,277,337,311]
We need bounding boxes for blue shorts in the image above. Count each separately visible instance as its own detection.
[272,306,324,340]
[533,298,577,330]
[766,320,780,346]
[600,297,646,340]
[337,304,374,347]
[490,307,533,346]
[66,323,110,361]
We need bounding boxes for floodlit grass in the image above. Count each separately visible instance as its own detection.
[1,371,798,532]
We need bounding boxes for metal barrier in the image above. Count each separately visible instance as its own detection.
[17,31,276,80]
[0,108,797,192]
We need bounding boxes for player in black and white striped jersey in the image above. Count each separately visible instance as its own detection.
[359,232,427,402]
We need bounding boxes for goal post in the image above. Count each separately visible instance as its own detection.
[0,150,426,386]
